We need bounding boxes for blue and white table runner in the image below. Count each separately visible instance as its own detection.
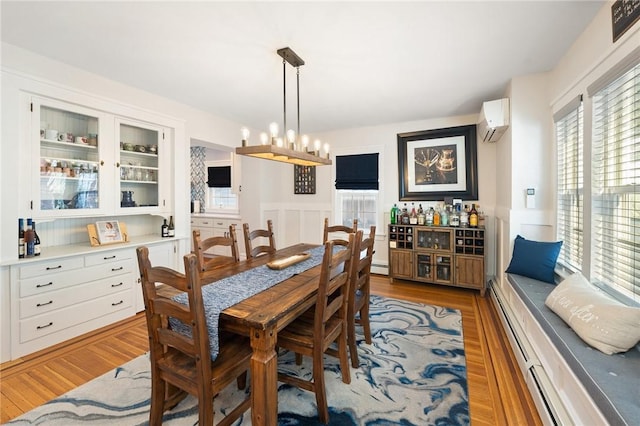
[171,245,328,360]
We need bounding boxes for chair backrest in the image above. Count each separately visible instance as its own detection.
[323,217,358,245]
[349,226,376,304]
[242,220,276,259]
[192,225,239,272]
[315,231,359,334]
[136,246,212,386]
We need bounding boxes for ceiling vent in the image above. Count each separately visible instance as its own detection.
[478,98,510,143]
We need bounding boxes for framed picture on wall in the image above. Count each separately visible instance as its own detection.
[294,165,316,194]
[397,124,478,201]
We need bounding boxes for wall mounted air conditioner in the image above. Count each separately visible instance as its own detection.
[478,98,510,143]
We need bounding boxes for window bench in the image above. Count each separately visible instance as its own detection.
[490,273,640,425]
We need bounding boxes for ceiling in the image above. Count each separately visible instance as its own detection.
[1,1,603,134]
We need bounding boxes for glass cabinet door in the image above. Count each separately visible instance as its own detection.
[415,252,434,281]
[116,119,163,212]
[415,228,453,251]
[434,254,453,284]
[34,98,105,216]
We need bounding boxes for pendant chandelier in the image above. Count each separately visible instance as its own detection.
[235,47,331,166]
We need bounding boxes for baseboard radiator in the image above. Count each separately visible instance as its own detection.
[489,280,572,426]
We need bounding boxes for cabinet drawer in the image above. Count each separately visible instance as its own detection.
[19,289,133,343]
[93,259,136,277]
[18,257,84,279]
[19,273,134,319]
[19,268,94,298]
[85,249,133,267]
[192,217,215,228]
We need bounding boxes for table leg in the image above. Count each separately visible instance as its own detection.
[250,325,278,426]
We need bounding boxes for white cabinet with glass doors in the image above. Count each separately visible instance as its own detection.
[29,96,170,218]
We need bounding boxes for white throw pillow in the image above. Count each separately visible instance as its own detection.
[545,273,640,355]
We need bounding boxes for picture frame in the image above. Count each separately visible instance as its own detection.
[397,124,478,201]
[95,220,124,244]
[294,165,316,194]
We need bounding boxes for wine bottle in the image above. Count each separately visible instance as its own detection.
[24,219,35,257]
[161,219,169,237]
[409,203,418,225]
[469,204,479,228]
[18,218,25,258]
[168,215,175,237]
[33,221,41,256]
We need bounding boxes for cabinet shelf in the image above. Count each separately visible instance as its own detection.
[120,149,158,158]
[41,139,97,150]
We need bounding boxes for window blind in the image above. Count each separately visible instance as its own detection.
[335,153,379,190]
[555,96,583,272]
[590,61,639,302]
[207,166,231,188]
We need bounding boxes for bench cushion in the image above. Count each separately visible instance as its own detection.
[507,273,640,425]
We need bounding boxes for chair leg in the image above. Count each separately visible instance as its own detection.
[338,328,351,385]
[348,312,359,368]
[361,304,372,345]
[295,352,303,365]
[198,387,214,426]
[312,347,329,424]
[236,371,247,390]
[149,376,166,425]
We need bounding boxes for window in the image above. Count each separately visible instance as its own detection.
[206,165,238,211]
[335,153,379,231]
[590,61,639,302]
[555,96,584,272]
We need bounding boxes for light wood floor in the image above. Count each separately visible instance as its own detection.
[0,275,541,425]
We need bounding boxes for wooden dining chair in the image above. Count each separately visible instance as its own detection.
[136,246,251,426]
[276,232,359,424]
[347,226,376,368]
[242,219,276,259]
[192,225,239,273]
[322,217,358,245]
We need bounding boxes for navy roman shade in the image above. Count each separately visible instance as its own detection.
[335,153,379,190]
[207,166,231,188]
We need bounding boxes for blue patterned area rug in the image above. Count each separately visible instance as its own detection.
[8,296,468,425]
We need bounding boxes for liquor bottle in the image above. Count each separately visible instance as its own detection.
[24,219,35,257]
[417,204,425,225]
[390,203,398,225]
[441,205,450,226]
[168,215,175,237]
[18,218,25,258]
[433,207,441,226]
[460,205,469,227]
[469,204,479,228]
[161,219,169,237]
[33,221,41,256]
[450,205,460,227]
[401,203,410,225]
[426,207,434,226]
[409,203,418,224]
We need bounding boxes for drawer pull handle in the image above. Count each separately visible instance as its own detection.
[104,255,116,260]
[112,300,124,306]
[37,322,53,330]
[37,300,53,307]
[111,266,124,272]
[36,282,53,288]
[46,265,62,271]
[111,282,124,288]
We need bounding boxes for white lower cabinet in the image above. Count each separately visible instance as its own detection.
[190,216,243,257]
[9,239,177,360]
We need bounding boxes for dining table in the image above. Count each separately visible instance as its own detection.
[179,242,324,426]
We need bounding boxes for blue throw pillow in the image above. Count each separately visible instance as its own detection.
[505,235,562,283]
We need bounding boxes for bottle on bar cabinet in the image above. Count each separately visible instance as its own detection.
[409,203,418,224]
[390,203,398,225]
[161,219,169,237]
[469,204,478,228]
[24,219,35,257]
